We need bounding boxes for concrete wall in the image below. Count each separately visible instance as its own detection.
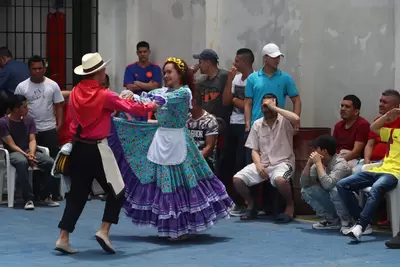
[98,0,206,94]
[98,0,396,128]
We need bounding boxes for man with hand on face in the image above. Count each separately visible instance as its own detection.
[123,41,162,94]
[300,135,352,233]
[233,93,299,223]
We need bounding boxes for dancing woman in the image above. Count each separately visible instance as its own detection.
[55,53,157,254]
[109,57,233,240]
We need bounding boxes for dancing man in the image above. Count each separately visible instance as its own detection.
[55,53,158,254]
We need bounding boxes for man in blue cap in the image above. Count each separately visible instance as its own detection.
[193,49,229,177]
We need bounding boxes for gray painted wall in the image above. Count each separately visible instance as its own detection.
[99,0,396,128]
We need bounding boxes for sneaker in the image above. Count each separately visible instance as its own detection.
[342,223,372,235]
[363,224,373,235]
[39,197,60,207]
[24,201,35,210]
[345,224,363,241]
[340,220,352,234]
[385,233,400,249]
[229,205,247,217]
[312,219,341,230]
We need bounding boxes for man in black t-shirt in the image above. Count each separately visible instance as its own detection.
[193,49,230,176]
[193,49,230,126]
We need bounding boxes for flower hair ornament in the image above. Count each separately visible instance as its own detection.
[166,57,186,73]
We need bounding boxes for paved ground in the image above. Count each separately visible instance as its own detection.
[1,200,399,267]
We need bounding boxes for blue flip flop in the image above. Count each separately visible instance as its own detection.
[275,213,293,224]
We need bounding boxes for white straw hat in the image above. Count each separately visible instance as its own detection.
[74,52,110,75]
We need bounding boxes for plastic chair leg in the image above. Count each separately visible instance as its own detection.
[7,168,16,208]
[0,167,4,203]
[389,191,400,237]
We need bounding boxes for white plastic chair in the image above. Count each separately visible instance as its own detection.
[0,145,50,208]
[359,162,400,237]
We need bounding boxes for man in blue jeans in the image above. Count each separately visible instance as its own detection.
[337,107,400,242]
[301,135,352,233]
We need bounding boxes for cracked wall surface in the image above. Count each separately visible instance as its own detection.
[99,0,395,127]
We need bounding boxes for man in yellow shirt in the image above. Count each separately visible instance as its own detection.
[336,108,400,243]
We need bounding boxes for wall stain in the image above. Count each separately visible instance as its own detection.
[171,1,184,19]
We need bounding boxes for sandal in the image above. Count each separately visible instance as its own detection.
[240,207,258,220]
[274,213,293,224]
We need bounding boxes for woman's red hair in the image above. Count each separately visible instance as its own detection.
[163,59,196,95]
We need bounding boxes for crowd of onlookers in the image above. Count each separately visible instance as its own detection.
[1,40,400,249]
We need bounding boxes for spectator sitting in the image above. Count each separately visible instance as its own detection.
[333,94,370,169]
[355,89,400,172]
[233,93,299,222]
[301,135,352,232]
[186,92,219,172]
[337,107,400,242]
[0,94,59,210]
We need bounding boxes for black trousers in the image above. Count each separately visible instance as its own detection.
[220,124,246,205]
[58,141,125,233]
[35,128,61,199]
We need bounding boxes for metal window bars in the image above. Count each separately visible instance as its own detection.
[0,0,98,90]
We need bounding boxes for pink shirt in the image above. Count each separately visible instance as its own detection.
[245,114,295,166]
[69,90,153,140]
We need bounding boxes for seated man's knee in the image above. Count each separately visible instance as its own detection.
[233,177,244,186]
[336,178,347,190]
[11,155,29,168]
[301,187,312,201]
[38,153,55,170]
[301,185,324,200]
[273,176,289,187]
[329,187,341,200]
[301,186,316,200]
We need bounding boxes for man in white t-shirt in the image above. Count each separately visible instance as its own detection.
[221,48,255,216]
[15,55,64,200]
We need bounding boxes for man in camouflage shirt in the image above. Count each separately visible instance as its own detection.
[186,92,219,172]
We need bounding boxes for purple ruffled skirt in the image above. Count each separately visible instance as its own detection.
[109,119,233,238]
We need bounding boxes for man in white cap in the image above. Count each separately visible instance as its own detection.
[55,52,158,254]
[244,43,301,162]
[244,43,301,131]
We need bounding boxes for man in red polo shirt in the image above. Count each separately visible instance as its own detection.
[333,95,370,169]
